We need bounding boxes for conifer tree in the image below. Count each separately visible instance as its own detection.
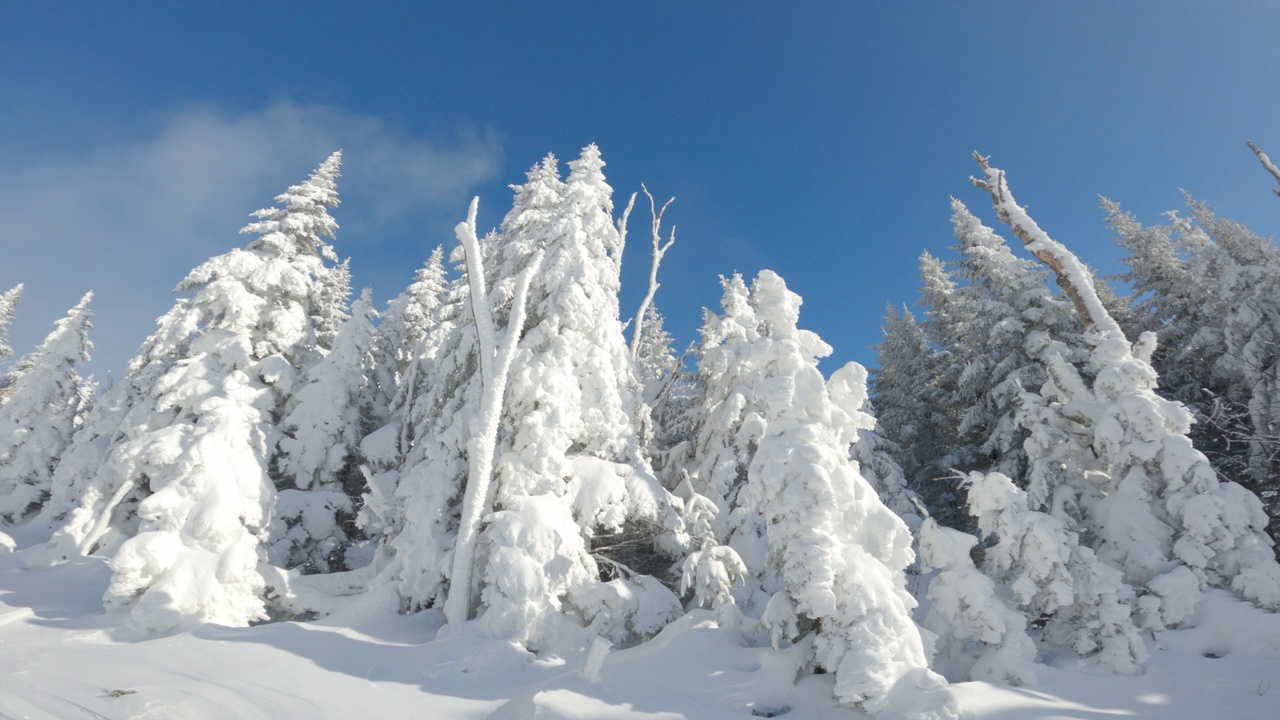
[687,270,950,713]
[272,289,378,573]
[918,517,1038,685]
[972,154,1280,620]
[42,152,348,633]
[0,292,94,524]
[0,284,22,364]
[871,304,963,527]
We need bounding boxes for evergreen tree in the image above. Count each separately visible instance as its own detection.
[972,154,1280,622]
[41,152,348,633]
[0,292,94,524]
[687,270,950,714]
[272,289,378,573]
[966,471,1147,672]
[0,284,22,364]
[918,517,1039,685]
[0,284,26,407]
[871,304,963,527]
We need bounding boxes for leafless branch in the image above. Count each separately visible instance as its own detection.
[1247,140,1280,198]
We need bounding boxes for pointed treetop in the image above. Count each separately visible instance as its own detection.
[240,150,343,260]
[0,284,24,360]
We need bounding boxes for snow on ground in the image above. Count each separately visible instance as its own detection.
[1,535,1279,719]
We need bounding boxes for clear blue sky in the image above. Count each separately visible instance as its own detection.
[3,2,1280,379]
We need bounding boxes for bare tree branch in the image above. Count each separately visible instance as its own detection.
[630,184,676,358]
[1248,140,1280,198]
[970,152,1122,337]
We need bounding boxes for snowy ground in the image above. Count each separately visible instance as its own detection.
[1,536,1279,719]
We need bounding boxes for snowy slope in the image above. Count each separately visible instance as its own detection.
[1,536,1279,719]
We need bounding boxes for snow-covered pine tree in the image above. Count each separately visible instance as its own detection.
[272,288,379,574]
[1106,199,1277,529]
[476,146,680,647]
[829,361,924,530]
[0,284,22,364]
[966,471,1147,672]
[687,270,952,714]
[0,284,27,407]
[946,200,1086,493]
[0,292,94,525]
[371,246,448,418]
[972,154,1280,620]
[871,303,965,528]
[39,152,349,633]
[918,517,1038,685]
[365,148,680,649]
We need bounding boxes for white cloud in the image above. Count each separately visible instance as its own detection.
[0,101,503,378]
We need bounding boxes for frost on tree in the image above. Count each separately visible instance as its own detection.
[946,201,1084,491]
[0,292,94,525]
[966,471,1147,672]
[972,154,1280,620]
[0,284,22,365]
[1109,198,1280,539]
[831,361,925,530]
[39,152,350,633]
[366,147,679,649]
[0,284,26,407]
[477,146,679,647]
[273,289,379,574]
[871,305,960,528]
[918,517,1038,685]
[687,270,949,714]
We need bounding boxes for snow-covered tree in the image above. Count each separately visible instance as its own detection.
[966,471,1147,672]
[918,517,1038,685]
[830,361,924,530]
[871,304,964,528]
[0,284,27,407]
[365,147,680,650]
[271,289,379,574]
[0,292,94,524]
[476,146,678,647]
[0,284,22,364]
[40,152,349,633]
[685,269,950,713]
[972,154,1280,619]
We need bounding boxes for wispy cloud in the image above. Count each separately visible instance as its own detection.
[0,101,503,379]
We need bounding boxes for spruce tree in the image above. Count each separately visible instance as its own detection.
[43,152,349,633]
[0,292,94,524]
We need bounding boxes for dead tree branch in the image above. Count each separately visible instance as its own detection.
[1248,140,1280,198]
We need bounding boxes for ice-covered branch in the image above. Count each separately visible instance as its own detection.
[1247,140,1280,198]
[443,244,546,625]
[457,197,497,376]
[970,153,1124,338]
[615,192,637,284]
[630,184,676,358]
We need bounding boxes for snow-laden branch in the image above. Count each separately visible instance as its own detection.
[970,153,1124,338]
[458,197,497,378]
[444,225,546,625]
[615,192,637,285]
[630,184,676,358]
[1247,140,1280,198]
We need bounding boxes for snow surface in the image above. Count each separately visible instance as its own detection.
[2,536,1279,719]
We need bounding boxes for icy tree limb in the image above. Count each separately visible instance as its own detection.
[443,239,546,625]
[970,153,1125,338]
[614,192,636,284]
[458,197,497,376]
[1247,140,1280,198]
[630,184,676,358]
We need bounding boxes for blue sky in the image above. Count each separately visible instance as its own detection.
[3,2,1280,379]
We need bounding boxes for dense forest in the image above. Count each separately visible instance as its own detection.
[2,143,1280,716]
